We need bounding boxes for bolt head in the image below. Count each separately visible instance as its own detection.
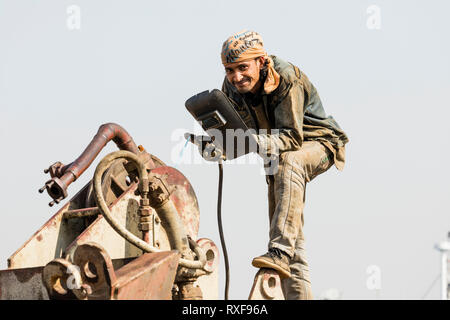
[139,222,151,231]
[139,207,152,217]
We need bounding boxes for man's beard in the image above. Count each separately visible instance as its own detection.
[233,70,266,94]
[233,76,253,93]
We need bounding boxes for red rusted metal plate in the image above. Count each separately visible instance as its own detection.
[0,266,48,300]
[113,250,180,300]
[42,243,179,300]
[7,182,92,269]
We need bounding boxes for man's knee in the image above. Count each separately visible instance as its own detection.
[274,151,308,184]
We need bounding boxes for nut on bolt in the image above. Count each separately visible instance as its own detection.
[139,222,151,231]
[149,183,158,192]
[140,216,151,222]
[138,207,152,217]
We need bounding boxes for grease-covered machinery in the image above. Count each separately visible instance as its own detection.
[0,123,283,300]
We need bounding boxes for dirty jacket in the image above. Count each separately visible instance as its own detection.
[221,55,349,170]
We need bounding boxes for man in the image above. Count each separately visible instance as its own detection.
[193,30,348,300]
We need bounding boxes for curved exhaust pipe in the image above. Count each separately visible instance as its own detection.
[39,123,141,206]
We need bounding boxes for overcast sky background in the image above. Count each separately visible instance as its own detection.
[1,0,449,300]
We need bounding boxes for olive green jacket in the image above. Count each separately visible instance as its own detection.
[221,55,349,170]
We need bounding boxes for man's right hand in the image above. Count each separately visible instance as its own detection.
[184,133,225,162]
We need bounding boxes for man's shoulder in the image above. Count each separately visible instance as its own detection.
[271,55,302,84]
[271,55,313,97]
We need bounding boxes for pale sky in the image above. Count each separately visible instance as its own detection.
[1,0,449,299]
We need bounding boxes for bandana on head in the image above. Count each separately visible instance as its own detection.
[221,30,280,94]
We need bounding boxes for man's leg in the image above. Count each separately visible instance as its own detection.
[266,172,312,299]
[281,233,314,299]
[263,141,333,299]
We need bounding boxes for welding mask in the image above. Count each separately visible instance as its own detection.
[185,89,258,160]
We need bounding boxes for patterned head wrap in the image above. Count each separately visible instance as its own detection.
[221,30,280,94]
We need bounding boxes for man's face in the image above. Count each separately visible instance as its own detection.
[225,58,263,94]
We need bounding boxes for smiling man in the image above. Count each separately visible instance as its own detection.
[220,30,349,300]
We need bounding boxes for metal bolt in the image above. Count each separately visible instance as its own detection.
[139,222,150,231]
[139,207,151,217]
[140,216,151,222]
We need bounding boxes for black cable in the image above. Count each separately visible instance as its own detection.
[217,161,230,300]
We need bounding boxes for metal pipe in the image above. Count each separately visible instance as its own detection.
[59,123,139,185]
[40,123,140,206]
[63,207,99,220]
[153,200,190,256]
[143,232,150,244]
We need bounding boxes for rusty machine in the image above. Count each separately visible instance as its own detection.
[0,122,284,300]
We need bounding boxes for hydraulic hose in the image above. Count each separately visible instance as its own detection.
[217,161,230,300]
[93,150,206,270]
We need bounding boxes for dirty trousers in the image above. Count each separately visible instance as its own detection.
[267,141,333,300]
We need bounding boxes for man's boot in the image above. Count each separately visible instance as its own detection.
[251,248,291,279]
